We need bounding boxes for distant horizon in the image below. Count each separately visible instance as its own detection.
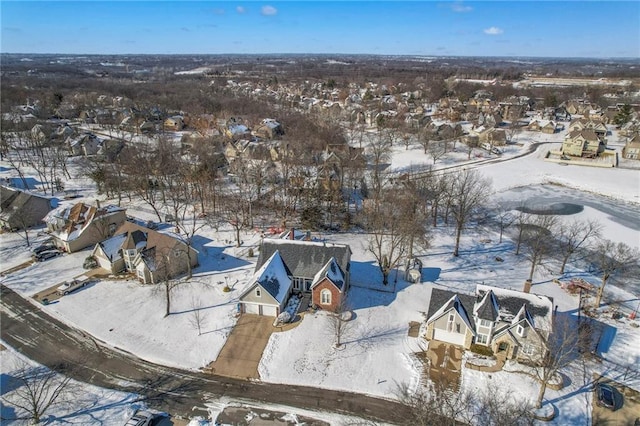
[2,52,639,62]
[2,1,639,59]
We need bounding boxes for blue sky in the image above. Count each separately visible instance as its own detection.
[1,1,638,57]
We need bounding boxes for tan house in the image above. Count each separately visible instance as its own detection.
[562,129,606,157]
[239,238,351,316]
[622,134,640,160]
[91,221,198,284]
[163,116,185,131]
[567,118,607,139]
[425,284,553,363]
[45,202,126,252]
[0,186,52,230]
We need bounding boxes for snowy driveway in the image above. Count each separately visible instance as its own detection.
[207,314,275,379]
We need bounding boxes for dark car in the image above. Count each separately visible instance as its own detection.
[33,249,62,262]
[595,383,620,410]
[32,243,57,255]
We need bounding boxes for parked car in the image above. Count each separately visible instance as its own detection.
[32,243,57,255]
[124,410,156,426]
[595,383,621,410]
[57,275,91,296]
[33,249,62,262]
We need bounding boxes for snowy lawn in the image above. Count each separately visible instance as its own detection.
[0,342,143,425]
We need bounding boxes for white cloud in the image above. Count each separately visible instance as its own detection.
[236,6,246,14]
[261,5,277,16]
[484,26,504,35]
[451,2,473,13]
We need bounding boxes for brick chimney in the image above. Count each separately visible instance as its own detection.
[289,228,295,240]
[95,199,101,209]
[523,279,532,293]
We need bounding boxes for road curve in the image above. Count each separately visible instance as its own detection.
[0,284,407,424]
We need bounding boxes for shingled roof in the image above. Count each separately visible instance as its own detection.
[256,238,351,279]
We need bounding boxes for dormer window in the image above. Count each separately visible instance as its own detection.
[255,288,261,297]
[517,324,525,336]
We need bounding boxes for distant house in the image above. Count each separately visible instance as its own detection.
[425,284,554,363]
[0,186,52,230]
[528,120,559,134]
[622,134,640,160]
[562,129,606,158]
[164,116,185,131]
[567,118,607,139]
[238,238,351,316]
[91,221,198,284]
[67,133,101,156]
[253,118,284,139]
[45,202,127,252]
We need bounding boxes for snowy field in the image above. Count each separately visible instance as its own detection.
[0,342,143,425]
[1,127,639,424]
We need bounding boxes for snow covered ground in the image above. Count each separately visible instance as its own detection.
[0,342,143,425]
[1,126,639,424]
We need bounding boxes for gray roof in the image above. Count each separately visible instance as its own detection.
[312,257,346,291]
[475,290,499,321]
[256,239,351,279]
[427,288,476,330]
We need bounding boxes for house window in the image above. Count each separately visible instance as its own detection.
[476,334,488,345]
[455,323,461,333]
[480,319,492,327]
[517,324,525,337]
[447,313,455,332]
[256,288,261,297]
[320,289,331,305]
[108,223,116,235]
[136,269,144,279]
[522,344,535,356]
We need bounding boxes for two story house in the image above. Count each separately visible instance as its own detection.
[239,238,351,316]
[91,221,198,284]
[425,284,554,363]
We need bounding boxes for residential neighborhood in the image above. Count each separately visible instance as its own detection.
[1,50,639,426]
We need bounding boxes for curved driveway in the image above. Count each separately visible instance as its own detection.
[0,284,407,424]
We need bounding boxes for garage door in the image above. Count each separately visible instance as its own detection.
[261,305,278,317]
[244,303,259,314]
[433,328,466,346]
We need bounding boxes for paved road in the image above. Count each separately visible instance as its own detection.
[0,284,407,424]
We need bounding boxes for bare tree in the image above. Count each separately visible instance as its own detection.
[494,210,515,244]
[188,295,207,336]
[363,191,408,286]
[395,380,473,426]
[525,315,591,408]
[427,139,447,164]
[556,219,602,275]
[365,132,392,201]
[447,169,492,257]
[327,297,353,348]
[520,214,558,281]
[513,209,531,255]
[1,359,74,424]
[591,240,637,307]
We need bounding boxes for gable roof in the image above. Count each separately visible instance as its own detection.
[476,284,553,333]
[242,250,291,304]
[427,288,476,333]
[311,257,346,291]
[256,238,351,279]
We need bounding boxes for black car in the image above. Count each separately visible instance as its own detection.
[32,243,57,255]
[595,383,621,410]
[33,249,62,262]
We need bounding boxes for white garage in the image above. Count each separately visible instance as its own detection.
[243,303,260,315]
[260,305,279,317]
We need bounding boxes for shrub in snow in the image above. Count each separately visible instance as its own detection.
[83,255,98,269]
[273,311,291,326]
